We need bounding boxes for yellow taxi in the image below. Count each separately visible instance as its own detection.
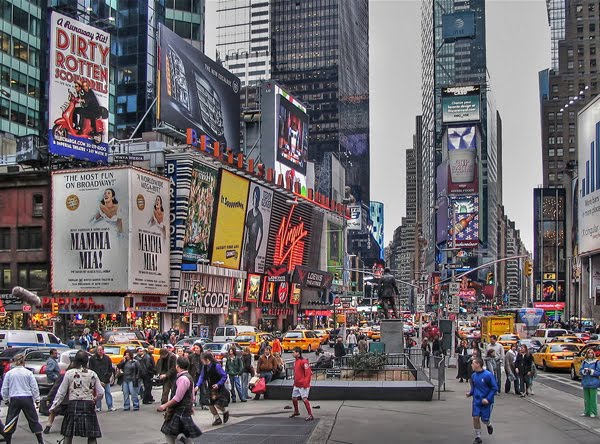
[498,334,520,351]
[549,336,586,348]
[102,344,139,365]
[313,330,330,344]
[371,326,381,341]
[282,330,322,353]
[533,342,581,371]
[233,332,273,355]
[570,342,600,380]
[360,327,374,339]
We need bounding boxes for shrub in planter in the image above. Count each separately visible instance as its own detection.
[347,352,387,371]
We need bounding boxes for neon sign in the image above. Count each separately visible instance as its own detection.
[274,205,308,269]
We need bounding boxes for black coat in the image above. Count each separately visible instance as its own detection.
[334,342,346,358]
[88,354,113,385]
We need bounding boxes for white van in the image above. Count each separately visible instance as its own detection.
[213,325,258,343]
[531,328,569,344]
[0,330,68,350]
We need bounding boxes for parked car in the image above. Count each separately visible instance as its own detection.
[202,342,242,363]
[0,347,39,379]
[282,330,321,353]
[0,330,67,351]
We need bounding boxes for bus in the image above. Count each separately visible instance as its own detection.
[497,307,546,338]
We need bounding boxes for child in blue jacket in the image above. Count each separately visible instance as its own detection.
[467,357,498,444]
[580,348,600,418]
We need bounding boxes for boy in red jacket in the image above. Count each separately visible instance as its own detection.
[289,347,314,421]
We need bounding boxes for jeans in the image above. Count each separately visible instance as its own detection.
[229,375,245,401]
[122,380,140,410]
[493,360,502,392]
[241,372,250,400]
[96,382,113,410]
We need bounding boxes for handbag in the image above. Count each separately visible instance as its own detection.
[199,381,211,406]
[250,377,266,394]
[249,375,260,386]
[224,376,232,391]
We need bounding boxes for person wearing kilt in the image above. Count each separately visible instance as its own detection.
[50,350,105,444]
[158,356,202,444]
[195,352,230,426]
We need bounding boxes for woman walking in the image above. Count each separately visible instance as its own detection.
[240,347,254,403]
[195,352,230,426]
[456,339,470,382]
[579,348,600,418]
[50,350,104,444]
[117,349,141,411]
[421,337,431,368]
[224,347,245,402]
[515,344,534,397]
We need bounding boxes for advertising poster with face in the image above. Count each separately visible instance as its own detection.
[245,274,261,303]
[51,168,130,292]
[262,278,275,304]
[129,170,170,294]
[241,183,273,274]
[182,163,218,263]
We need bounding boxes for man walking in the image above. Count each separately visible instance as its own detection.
[136,347,156,404]
[45,349,60,386]
[288,347,314,421]
[504,343,518,394]
[157,344,177,404]
[88,345,116,412]
[1,354,45,444]
[486,335,504,394]
[467,357,498,444]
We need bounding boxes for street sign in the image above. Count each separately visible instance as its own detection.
[416,303,426,312]
[450,295,460,312]
[449,283,460,295]
[444,263,462,270]
[416,293,426,312]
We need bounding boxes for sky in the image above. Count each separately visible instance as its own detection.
[205,0,550,252]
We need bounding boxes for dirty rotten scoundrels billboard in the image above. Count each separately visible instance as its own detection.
[241,182,274,274]
[48,12,110,163]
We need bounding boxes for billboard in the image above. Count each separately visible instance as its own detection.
[577,96,600,254]
[327,222,343,274]
[241,183,274,274]
[347,205,362,230]
[261,82,309,195]
[51,167,170,293]
[448,195,480,248]
[442,11,476,41]
[369,201,385,260]
[445,126,479,195]
[158,24,240,150]
[442,85,481,123]
[16,135,41,164]
[245,274,261,303]
[210,170,249,269]
[182,163,218,264]
[48,12,110,163]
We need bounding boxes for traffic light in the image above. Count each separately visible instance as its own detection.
[525,261,532,277]
[51,303,59,315]
[486,272,494,285]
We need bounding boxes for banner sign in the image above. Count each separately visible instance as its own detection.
[292,266,334,289]
[40,296,124,314]
[262,279,275,304]
[48,12,110,163]
[347,205,362,230]
[211,170,250,269]
[267,265,288,282]
[178,272,232,314]
[51,167,170,294]
[241,183,274,274]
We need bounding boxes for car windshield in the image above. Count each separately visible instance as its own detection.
[25,351,51,361]
[550,344,579,352]
[285,332,303,339]
[235,336,255,342]
[500,335,519,341]
[203,344,225,352]
[103,347,121,355]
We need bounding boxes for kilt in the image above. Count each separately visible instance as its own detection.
[61,400,102,438]
[161,412,202,438]
[210,386,230,408]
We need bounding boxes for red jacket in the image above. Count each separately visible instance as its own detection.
[294,357,312,388]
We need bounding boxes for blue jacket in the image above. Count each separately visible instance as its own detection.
[46,357,61,383]
[469,369,498,406]
[580,359,600,389]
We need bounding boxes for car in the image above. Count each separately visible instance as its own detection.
[233,333,273,356]
[102,344,140,365]
[213,325,258,343]
[372,325,381,341]
[518,339,542,354]
[105,338,150,349]
[359,327,374,339]
[574,332,592,342]
[531,328,569,344]
[313,330,330,344]
[570,342,600,380]
[533,343,580,371]
[0,347,41,379]
[498,334,520,351]
[282,330,321,353]
[175,337,212,350]
[202,342,242,362]
[0,330,68,350]
[24,348,87,389]
[402,324,415,336]
[467,329,481,342]
[549,336,585,347]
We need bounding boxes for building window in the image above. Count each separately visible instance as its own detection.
[556,136,564,144]
[17,263,47,290]
[0,228,9,250]
[568,61,574,69]
[549,149,555,157]
[17,227,42,250]
[557,148,564,156]
[0,264,11,290]
[549,137,555,145]
[32,194,43,217]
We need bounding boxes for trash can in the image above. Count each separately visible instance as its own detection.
[369,342,385,354]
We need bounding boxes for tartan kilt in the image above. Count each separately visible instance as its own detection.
[61,400,102,438]
[161,412,202,438]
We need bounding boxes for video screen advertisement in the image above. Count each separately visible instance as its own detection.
[261,82,309,196]
[157,24,241,151]
[442,85,481,123]
[447,195,480,248]
[445,126,479,195]
[210,170,250,269]
[51,167,170,294]
[577,96,600,255]
[48,12,111,163]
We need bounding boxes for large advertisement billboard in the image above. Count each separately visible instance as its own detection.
[51,167,170,293]
[442,11,475,41]
[158,25,240,151]
[369,201,384,260]
[182,163,218,264]
[347,205,362,230]
[210,170,249,269]
[448,195,480,248]
[442,85,481,123]
[241,183,274,274]
[578,97,600,255]
[48,12,110,163]
[446,126,479,195]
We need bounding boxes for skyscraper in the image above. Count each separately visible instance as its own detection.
[420,0,502,281]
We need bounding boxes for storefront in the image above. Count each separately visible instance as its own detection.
[0,293,27,330]
[294,266,334,329]
[533,301,566,322]
[127,295,167,330]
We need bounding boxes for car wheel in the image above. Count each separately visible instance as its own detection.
[542,360,548,372]
[571,366,579,380]
[308,345,312,353]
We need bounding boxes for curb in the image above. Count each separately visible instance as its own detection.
[526,396,600,437]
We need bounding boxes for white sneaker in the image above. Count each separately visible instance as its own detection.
[591,414,597,418]
[95,408,101,412]
[580,413,589,417]
[109,407,116,412]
